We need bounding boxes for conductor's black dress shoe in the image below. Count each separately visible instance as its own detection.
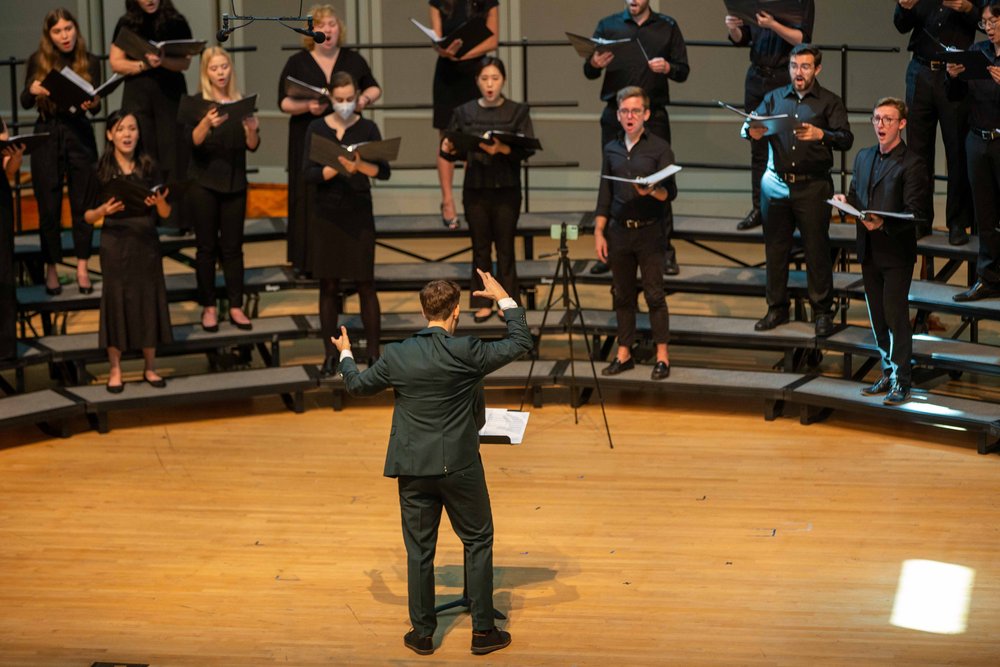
[953,280,1000,302]
[471,627,511,655]
[403,629,433,655]
[601,357,635,376]
[861,374,892,396]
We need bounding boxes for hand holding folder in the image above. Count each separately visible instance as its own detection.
[827,198,918,223]
[0,133,50,155]
[309,133,401,177]
[601,164,682,187]
[178,94,258,126]
[718,101,799,137]
[284,76,329,101]
[410,17,493,59]
[565,32,633,59]
[443,130,542,156]
[39,67,123,114]
[937,49,992,81]
[102,178,167,212]
[114,26,205,62]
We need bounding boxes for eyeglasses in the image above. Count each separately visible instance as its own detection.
[979,18,1000,30]
[871,115,901,126]
[617,108,646,118]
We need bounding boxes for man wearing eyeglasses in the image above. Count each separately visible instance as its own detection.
[946,1,1000,301]
[744,44,854,336]
[726,1,816,231]
[894,0,981,246]
[593,86,676,380]
[584,0,690,276]
[833,98,931,406]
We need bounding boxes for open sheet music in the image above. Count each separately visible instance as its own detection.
[479,408,530,445]
[309,133,401,176]
[934,48,992,80]
[718,101,799,136]
[0,133,50,155]
[601,164,682,186]
[113,26,205,60]
[409,17,493,59]
[445,130,542,154]
[177,94,258,126]
[723,0,808,26]
[827,198,917,222]
[284,76,329,101]
[40,67,123,114]
[565,32,633,59]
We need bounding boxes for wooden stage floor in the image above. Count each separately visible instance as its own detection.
[1,388,998,666]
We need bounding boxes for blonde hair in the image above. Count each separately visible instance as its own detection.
[199,46,241,101]
[303,4,345,49]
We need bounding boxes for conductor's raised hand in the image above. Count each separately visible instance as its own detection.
[331,325,351,353]
[589,49,614,70]
[472,268,510,303]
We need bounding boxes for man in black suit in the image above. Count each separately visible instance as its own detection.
[333,270,531,657]
[834,97,931,405]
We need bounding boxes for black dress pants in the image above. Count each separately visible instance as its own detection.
[862,256,913,386]
[397,457,495,636]
[188,183,247,307]
[607,221,670,348]
[600,104,675,264]
[966,133,1000,286]
[464,187,520,309]
[31,118,97,264]
[760,172,834,314]
[905,59,973,234]
[745,65,790,210]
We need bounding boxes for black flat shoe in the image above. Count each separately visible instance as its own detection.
[232,320,253,331]
[471,627,511,656]
[651,361,670,380]
[861,374,892,396]
[320,355,339,378]
[144,374,167,389]
[106,382,124,394]
[404,629,434,656]
[737,207,762,231]
[589,260,611,275]
[601,357,635,376]
[473,311,493,323]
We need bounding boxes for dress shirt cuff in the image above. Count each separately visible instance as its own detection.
[339,349,354,362]
[498,297,517,311]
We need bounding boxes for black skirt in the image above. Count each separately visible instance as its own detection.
[306,199,376,281]
[432,57,480,129]
[98,215,173,350]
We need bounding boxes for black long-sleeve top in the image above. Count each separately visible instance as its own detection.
[445,98,534,190]
[728,1,815,69]
[303,117,390,203]
[847,141,929,266]
[595,131,677,222]
[21,50,102,120]
[945,40,1000,130]
[751,82,854,175]
[894,0,982,59]
[184,95,258,194]
[583,9,689,106]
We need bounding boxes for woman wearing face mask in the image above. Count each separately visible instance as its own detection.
[429,0,500,230]
[20,8,102,295]
[0,120,25,360]
[83,110,172,392]
[278,3,381,276]
[184,47,259,333]
[303,72,390,377]
[109,0,192,230]
[441,57,534,322]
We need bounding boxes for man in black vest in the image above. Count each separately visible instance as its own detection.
[333,271,531,657]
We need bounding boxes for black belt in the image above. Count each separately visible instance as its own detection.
[912,54,946,70]
[615,218,658,229]
[972,127,1000,141]
[776,172,826,184]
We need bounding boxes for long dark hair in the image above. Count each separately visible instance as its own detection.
[96,109,155,183]
[121,0,183,37]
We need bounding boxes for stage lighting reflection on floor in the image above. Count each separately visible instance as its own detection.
[890,559,974,634]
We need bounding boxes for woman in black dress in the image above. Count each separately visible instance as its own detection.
[0,120,25,361]
[83,110,172,392]
[108,0,192,224]
[278,3,381,274]
[429,0,499,229]
[303,72,390,376]
[185,46,259,333]
[21,8,101,295]
[441,57,533,321]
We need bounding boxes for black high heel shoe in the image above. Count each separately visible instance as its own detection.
[45,284,63,296]
[440,203,459,230]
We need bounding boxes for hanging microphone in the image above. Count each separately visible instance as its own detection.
[217,14,235,42]
[290,16,325,43]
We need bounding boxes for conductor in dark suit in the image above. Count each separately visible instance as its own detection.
[332,270,531,657]
[834,97,930,405]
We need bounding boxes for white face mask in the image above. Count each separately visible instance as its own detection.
[333,100,356,120]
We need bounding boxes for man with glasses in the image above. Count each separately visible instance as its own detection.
[894,0,981,246]
[946,1,1000,300]
[833,98,931,406]
[593,86,676,380]
[726,1,816,231]
[584,0,689,275]
[744,44,854,336]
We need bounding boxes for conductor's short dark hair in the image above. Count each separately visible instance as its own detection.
[421,280,461,320]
